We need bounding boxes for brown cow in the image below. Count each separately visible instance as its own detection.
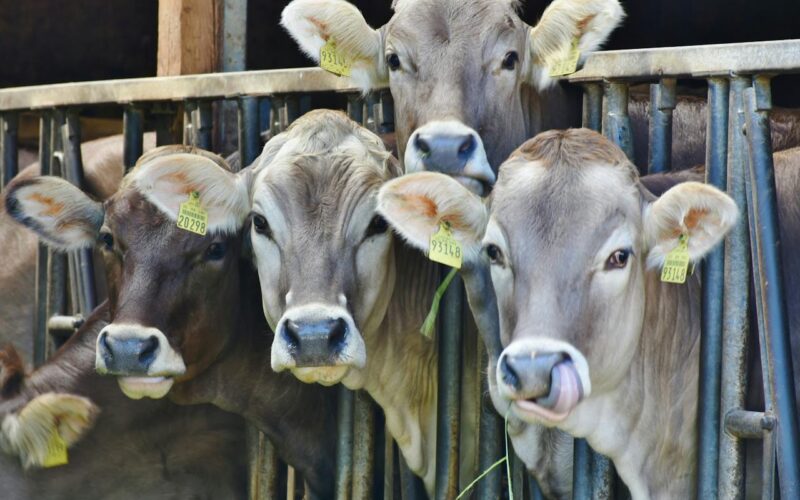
[2,146,338,497]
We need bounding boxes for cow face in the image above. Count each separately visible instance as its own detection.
[4,147,250,400]
[249,110,400,386]
[282,0,624,194]
[377,129,737,428]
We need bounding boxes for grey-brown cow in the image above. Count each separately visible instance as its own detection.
[378,129,749,498]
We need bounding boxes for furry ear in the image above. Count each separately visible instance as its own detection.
[4,176,103,251]
[130,148,249,235]
[281,0,387,91]
[377,172,487,263]
[644,182,738,268]
[526,0,624,89]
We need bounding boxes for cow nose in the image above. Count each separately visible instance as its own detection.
[412,131,477,174]
[281,317,349,367]
[501,352,566,400]
[97,331,160,375]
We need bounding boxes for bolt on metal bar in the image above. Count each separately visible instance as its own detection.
[603,82,634,163]
[123,105,144,171]
[335,385,354,500]
[1,112,19,189]
[195,101,214,151]
[352,391,376,500]
[237,96,260,169]
[33,113,52,367]
[743,78,800,499]
[46,315,84,332]
[724,410,775,439]
[582,83,603,133]
[647,78,677,174]
[718,75,752,500]
[435,269,463,500]
[695,76,730,500]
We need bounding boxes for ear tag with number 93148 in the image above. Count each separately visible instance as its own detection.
[428,221,462,269]
[319,39,351,77]
[43,428,68,468]
[661,234,690,284]
[177,191,208,236]
[549,37,581,77]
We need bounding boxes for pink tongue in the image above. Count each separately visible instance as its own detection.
[551,361,582,415]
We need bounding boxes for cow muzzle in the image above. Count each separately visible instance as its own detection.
[95,324,186,400]
[496,339,591,423]
[271,304,365,385]
[404,120,495,196]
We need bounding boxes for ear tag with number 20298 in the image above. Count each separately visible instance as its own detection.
[320,39,351,77]
[661,234,690,284]
[428,221,462,270]
[177,191,208,236]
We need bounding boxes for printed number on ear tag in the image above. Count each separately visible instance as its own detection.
[429,221,462,269]
[661,234,690,284]
[177,191,208,236]
[320,40,351,77]
[43,428,68,468]
[549,37,581,77]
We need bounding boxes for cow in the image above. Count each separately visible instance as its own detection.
[375,128,768,498]
[0,323,248,499]
[2,146,338,498]
[281,0,800,192]
[1,133,156,364]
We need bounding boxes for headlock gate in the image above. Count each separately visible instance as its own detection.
[0,38,798,499]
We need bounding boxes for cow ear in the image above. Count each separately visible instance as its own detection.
[4,177,103,251]
[643,182,738,268]
[131,149,250,235]
[377,172,487,263]
[526,0,624,90]
[281,0,387,91]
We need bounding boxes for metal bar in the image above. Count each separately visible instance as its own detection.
[590,453,614,499]
[33,114,51,367]
[183,101,197,146]
[476,343,503,499]
[724,410,775,439]
[603,82,634,162]
[647,78,676,174]
[1,112,18,188]
[247,424,286,499]
[352,391,375,500]
[123,105,144,171]
[376,90,395,134]
[435,270,463,500]
[573,439,592,499]
[399,456,426,499]
[335,385,354,500]
[46,110,68,359]
[582,83,603,133]
[195,101,214,150]
[718,75,752,500]
[510,452,525,499]
[347,95,364,127]
[237,96,260,169]
[695,76,729,500]
[744,78,800,498]
[152,103,177,146]
[528,474,545,500]
[278,97,299,131]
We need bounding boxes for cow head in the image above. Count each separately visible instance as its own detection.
[377,129,737,428]
[4,147,250,399]
[282,0,624,194]
[248,110,400,386]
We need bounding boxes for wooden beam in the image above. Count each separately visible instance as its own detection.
[157,0,219,76]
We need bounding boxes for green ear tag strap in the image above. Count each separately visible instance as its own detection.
[420,267,459,339]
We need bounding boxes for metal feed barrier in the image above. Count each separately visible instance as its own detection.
[0,38,798,499]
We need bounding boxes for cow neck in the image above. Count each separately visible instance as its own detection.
[573,269,702,499]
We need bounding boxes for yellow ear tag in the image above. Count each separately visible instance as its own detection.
[549,37,581,77]
[43,428,68,468]
[661,234,691,284]
[177,191,208,236]
[319,39,351,77]
[429,221,462,270]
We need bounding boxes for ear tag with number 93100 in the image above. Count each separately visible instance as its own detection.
[661,234,690,284]
[43,428,68,468]
[429,221,462,269]
[319,39,351,77]
[177,191,208,236]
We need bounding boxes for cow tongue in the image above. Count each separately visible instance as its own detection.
[515,360,582,421]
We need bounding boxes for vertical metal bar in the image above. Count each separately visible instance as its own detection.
[46,110,68,359]
[696,77,730,500]
[1,112,19,188]
[352,391,376,500]
[183,101,197,146]
[590,452,614,499]
[238,96,260,169]
[335,385,354,500]
[152,104,177,147]
[195,101,214,151]
[61,110,97,315]
[528,473,545,500]
[477,343,503,499]
[123,105,144,171]
[270,96,285,136]
[510,452,525,499]
[603,82,634,162]
[384,424,396,499]
[744,78,800,499]
[33,114,51,367]
[647,78,677,174]
[573,439,592,499]
[435,271,463,500]
[376,90,395,134]
[278,96,299,131]
[582,83,603,133]
[247,425,286,499]
[718,75,752,500]
[399,456,426,499]
[347,94,364,126]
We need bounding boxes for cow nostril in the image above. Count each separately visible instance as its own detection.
[282,320,301,350]
[138,335,159,366]
[99,332,113,360]
[328,318,348,351]
[500,356,520,391]
[458,135,476,156]
[414,135,431,156]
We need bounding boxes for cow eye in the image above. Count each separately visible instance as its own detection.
[205,242,227,261]
[365,215,389,238]
[501,51,519,71]
[386,53,401,71]
[606,249,631,270]
[485,243,504,265]
[99,231,114,251]
[252,213,272,239]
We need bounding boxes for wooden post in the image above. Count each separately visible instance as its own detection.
[157,0,220,76]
